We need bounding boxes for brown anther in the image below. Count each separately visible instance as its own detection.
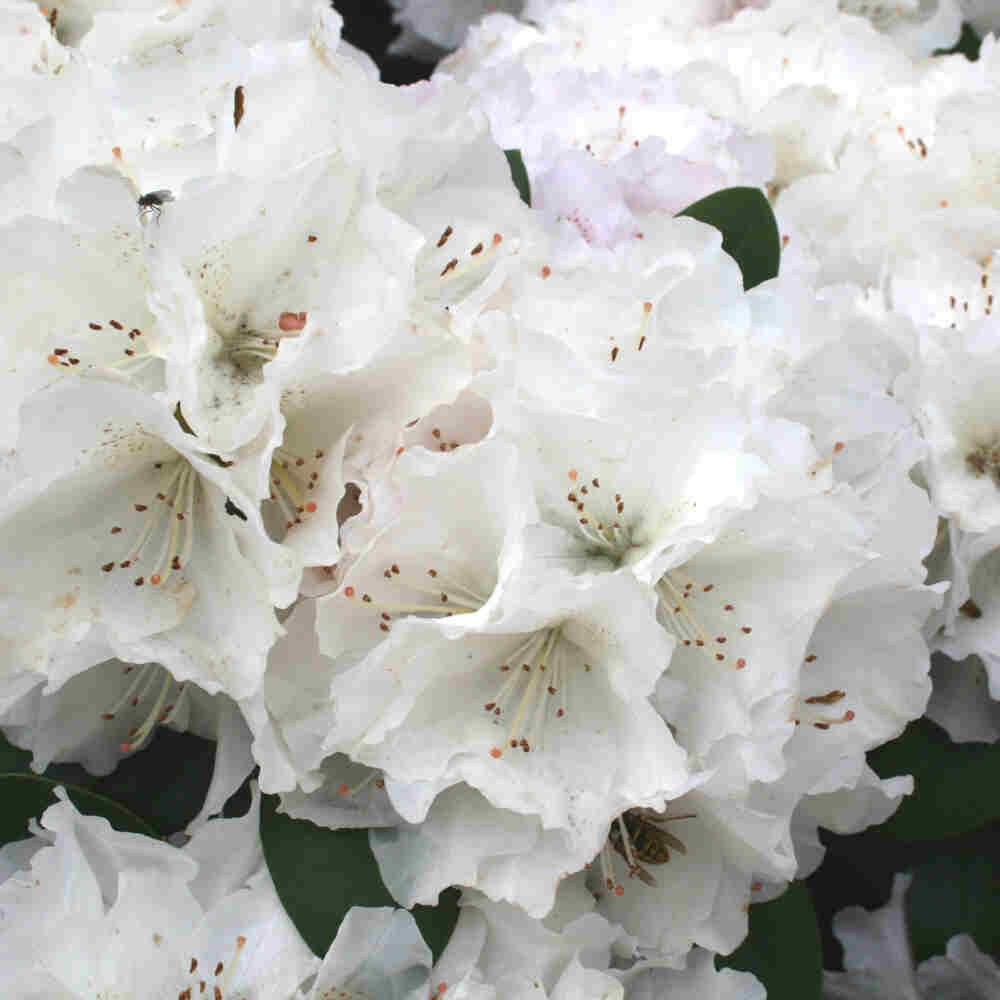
[89,322,102,330]
[471,242,484,255]
[102,562,115,572]
[440,258,459,277]
[437,225,453,248]
[134,577,144,586]
[135,504,148,511]
[960,598,983,619]
[109,320,123,330]
[233,85,245,129]
[804,654,817,663]
[611,346,619,362]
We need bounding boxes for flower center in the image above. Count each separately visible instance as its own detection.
[99,662,187,753]
[100,458,199,587]
[656,569,753,670]
[228,312,308,370]
[484,627,582,757]
[564,468,635,562]
[268,446,325,530]
[965,437,1000,488]
[174,934,246,1000]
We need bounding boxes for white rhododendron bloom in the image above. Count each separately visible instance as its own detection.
[0,380,298,702]
[2,0,990,981]
[0,786,436,999]
[823,872,1000,1000]
[0,786,320,997]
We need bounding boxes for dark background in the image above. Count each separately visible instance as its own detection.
[334,0,435,84]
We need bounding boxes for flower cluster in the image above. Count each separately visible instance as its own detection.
[1,0,998,993]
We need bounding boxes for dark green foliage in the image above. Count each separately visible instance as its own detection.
[677,186,781,290]
[934,22,982,60]
[869,717,1000,840]
[0,773,159,841]
[723,882,823,999]
[259,793,459,960]
[504,149,531,206]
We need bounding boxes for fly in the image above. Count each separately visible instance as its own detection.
[137,189,174,222]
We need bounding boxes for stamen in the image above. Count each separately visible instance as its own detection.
[101,459,199,585]
[657,569,751,670]
[792,686,855,729]
[46,321,158,377]
[564,469,633,558]
[268,447,323,530]
[340,559,486,632]
[487,629,572,757]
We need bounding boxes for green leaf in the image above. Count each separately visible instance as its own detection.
[934,22,981,61]
[260,794,459,961]
[504,149,531,207]
[0,773,160,844]
[722,882,822,1000]
[676,186,780,290]
[0,727,223,838]
[869,717,1000,840]
[907,851,1000,963]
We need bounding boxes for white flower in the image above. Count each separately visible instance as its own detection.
[0,379,298,702]
[903,320,1000,534]
[317,440,693,909]
[432,884,630,1000]
[0,784,320,998]
[621,949,766,1000]
[0,657,254,830]
[824,872,1000,1000]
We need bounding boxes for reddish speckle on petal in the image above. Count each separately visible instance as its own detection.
[112,146,122,159]
[490,747,502,758]
[844,710,855,721]
[614,885,625,896]
[568,469,578,481]
[344,586,355,597]
[278,311,307,332]
[541,265,551,278]
[305,501,317,513]
[338,784,350,796]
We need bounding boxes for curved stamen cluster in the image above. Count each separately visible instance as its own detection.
[337,768,386,799]
[173,934,246,1000]
[417,224,504,307]
[485,628,578,758]
[99,662,188,753]
[608,300,652,364]
[341,560,485,634]
[656,570,753,670]
[100,458,198,587]
[944,254,995,330]
[792,683,855,730]
[269,446,324,530]
[47,317,158,376]
[565,468,634,560]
